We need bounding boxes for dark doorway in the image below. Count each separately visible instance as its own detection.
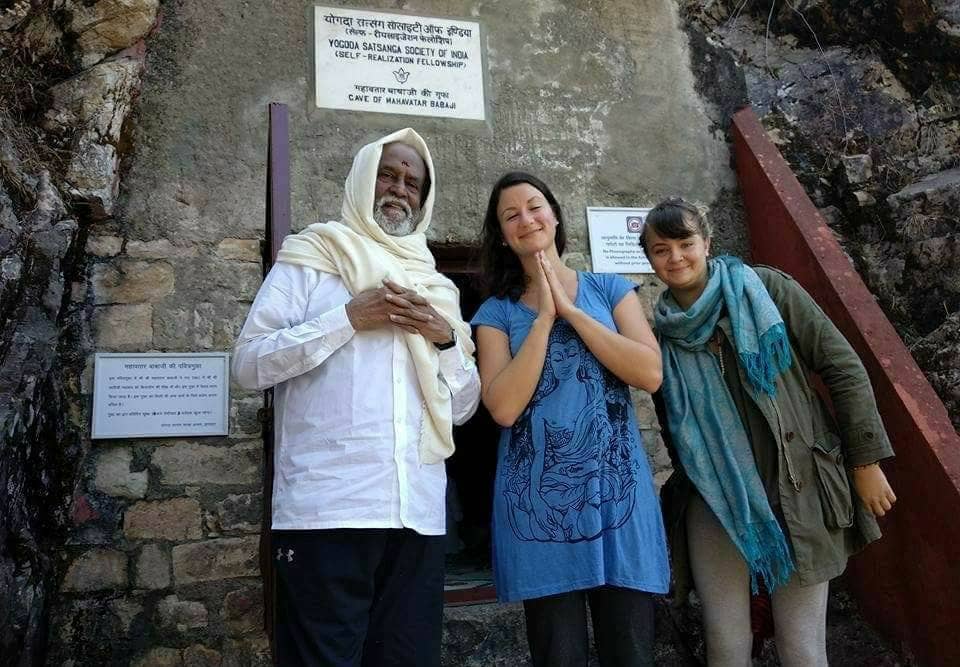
[435,249,499,605]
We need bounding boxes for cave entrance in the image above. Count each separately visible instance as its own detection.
[433,245,499,606]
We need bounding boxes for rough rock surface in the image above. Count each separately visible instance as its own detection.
[0,161,84,664]
[66,0,160,67]
[0,1,156,663]
[679,0,960,430]
[45,46,147,218]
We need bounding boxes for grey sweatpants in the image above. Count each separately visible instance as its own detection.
[686,495,830,666]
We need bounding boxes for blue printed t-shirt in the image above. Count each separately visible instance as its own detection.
[471,272,670,602]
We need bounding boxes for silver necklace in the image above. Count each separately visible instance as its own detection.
[712,330,726,376]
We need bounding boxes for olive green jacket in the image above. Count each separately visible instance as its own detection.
[658,266,895,600]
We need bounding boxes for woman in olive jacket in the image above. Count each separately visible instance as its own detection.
[643,198,897,666]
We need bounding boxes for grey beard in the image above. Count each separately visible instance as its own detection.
[373,196,421,237]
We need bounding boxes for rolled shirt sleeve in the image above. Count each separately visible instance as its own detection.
[437,343,481,425]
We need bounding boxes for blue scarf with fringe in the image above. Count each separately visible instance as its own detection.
[655,256,795,592]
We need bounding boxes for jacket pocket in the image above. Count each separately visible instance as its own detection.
[811,433,854,529]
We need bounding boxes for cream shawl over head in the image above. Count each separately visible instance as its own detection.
[275,127,475,464]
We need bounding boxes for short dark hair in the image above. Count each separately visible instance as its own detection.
[639,197,711,254]
[480,172,567,300]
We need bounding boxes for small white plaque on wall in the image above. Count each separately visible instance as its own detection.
[92,353,230,439]
[586,207,653,273]
[314,6,485,120]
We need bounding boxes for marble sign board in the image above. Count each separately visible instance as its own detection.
[586,207,654,274]
[314,6,485,120]
[92,352,230,439]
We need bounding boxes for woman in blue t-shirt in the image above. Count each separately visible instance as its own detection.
[471,172,670,666]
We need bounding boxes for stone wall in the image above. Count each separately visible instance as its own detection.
[5,1,744,664]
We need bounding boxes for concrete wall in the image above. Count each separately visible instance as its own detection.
[59,1,739,663]
[120,0,732,243]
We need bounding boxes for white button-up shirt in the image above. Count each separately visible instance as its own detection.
[232,262,481,536]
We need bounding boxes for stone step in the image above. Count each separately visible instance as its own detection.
[441,599,695,666]
[440,587,911,666]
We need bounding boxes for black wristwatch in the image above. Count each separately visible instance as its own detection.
[433,328,457,351]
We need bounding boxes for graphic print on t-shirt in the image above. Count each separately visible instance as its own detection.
[502,321,639,543]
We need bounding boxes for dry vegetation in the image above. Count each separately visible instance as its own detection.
[0,0,76,198]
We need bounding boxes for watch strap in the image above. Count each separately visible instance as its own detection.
[433,328,457,351]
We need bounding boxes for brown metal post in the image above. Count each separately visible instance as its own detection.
[267,103,292,266]
[261,102,291,650]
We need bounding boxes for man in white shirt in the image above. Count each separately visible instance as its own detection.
[233,128,480,667]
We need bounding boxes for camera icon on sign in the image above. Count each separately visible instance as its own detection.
[626,216,644,233]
